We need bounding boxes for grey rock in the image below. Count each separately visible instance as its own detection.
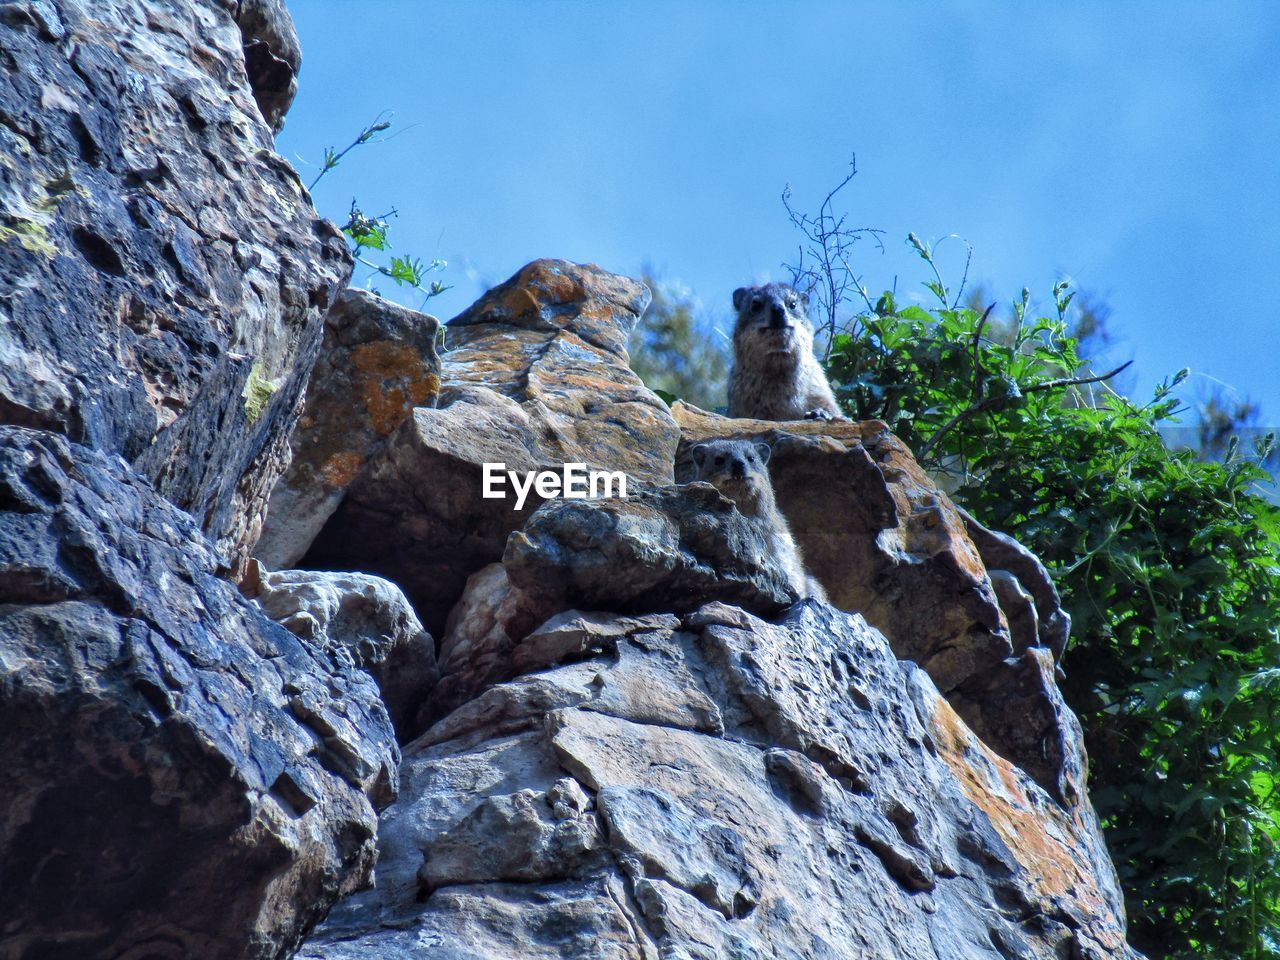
[300,259,680,634]
[672,403,1083,802]
[425,608,716,737]
[235,0,303,133]
[436,562,551,680]
[300,602,1140,959]
[426,564,565,726]
[256,288,441,569]
[504,482,802,620]
[0,0,351,572]
[957,503,1072,661]
[417,786,607,894]
[249,564,440,739]
[0,427,398,959]
[989,567,1040,654]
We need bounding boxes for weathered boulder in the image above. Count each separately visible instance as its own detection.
[505,482,802,616]
[425,477,807,729]
[0,427,398,960]
[299,602,1138,960]
[957,503,1072,660]
[255,288,441,569]
[671,402,1082,803]
[235,0,303,133]
[248,564,440,739]
[0,0,351,571]
[428,563,556,728]
[301,259,681,633]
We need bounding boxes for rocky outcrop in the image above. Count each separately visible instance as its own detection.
[0,1,404,955]
[300,602,1137,960]
[420,482,806,726]
[0,5,1140,945]
[0,0,351,570]
[957,504,1072,660]
[300,259,680,632]
[255,288,441,569]
[671,402,1082,803]
[0,427,398,959]
[248,565,440,739]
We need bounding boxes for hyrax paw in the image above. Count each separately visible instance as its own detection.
[804,409,835,421]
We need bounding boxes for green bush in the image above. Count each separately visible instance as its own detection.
[824,247,1280,959]
[629,270,729,411]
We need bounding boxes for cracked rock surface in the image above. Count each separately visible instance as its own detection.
[249,564,440,740]
[255,288,441,570]
[672,402,1083,803]
[300,602,1137,960]
[0,427,398,959]
[0,0,350,570]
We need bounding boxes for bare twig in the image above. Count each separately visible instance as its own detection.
[971,302,995,401]
[1023,360,1133,394]
[952,241,973,310]
[782,155,885,358]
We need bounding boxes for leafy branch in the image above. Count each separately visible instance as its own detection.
[916,357,1134,462]
[307,115,451,304]
[341,201,449,299]
[308,114,393,192]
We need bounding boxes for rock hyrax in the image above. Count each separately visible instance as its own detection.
[691,438,826,602]
[727,282,842,421]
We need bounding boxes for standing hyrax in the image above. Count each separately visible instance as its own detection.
[727,282,843,421]
[691,438,826,602]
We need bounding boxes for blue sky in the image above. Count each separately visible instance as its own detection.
[280,1,1280,422]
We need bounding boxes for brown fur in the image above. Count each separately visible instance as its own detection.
[690,438,826,602]
[727,282,841,421]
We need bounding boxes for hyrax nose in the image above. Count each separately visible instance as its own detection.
[731,460,745,479]
[769,303,787,328]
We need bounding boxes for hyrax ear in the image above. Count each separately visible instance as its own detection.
[732,287,749,312]
[798,289,809,310]
[754,442,772,465]
[691,443,709,469]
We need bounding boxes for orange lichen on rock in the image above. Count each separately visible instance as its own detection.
[319,451,363,489]
[928,690,1117,925]
[352,341,441,436]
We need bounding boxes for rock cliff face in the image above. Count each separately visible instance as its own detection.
[0,2,386,958]
[0,2,1142,957]
[255,288,441,570]
[299,259,680,634]
[0,0,350,570]
[301,604,1130,960]
[0,428,396,959]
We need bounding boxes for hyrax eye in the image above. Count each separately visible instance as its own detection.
[714,455,725,466]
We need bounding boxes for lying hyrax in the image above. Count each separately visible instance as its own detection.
[727,282,842,421]
[691,438,826,602]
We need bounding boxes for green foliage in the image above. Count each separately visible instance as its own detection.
[629,270,729,412]
[340,201,448,298]
[822,249,1280,959]
[310,117,450,303]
